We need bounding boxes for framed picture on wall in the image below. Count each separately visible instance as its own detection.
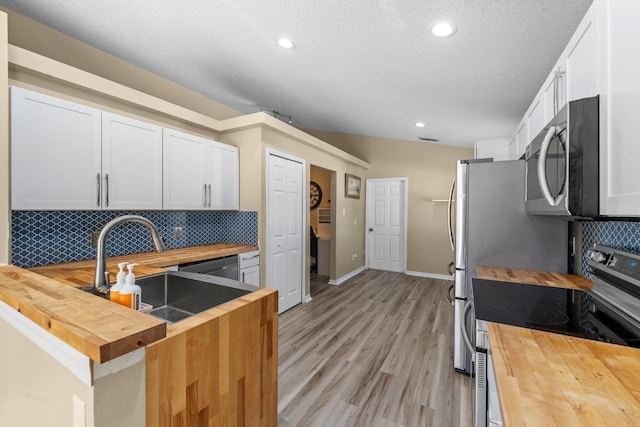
[345,173,361,199]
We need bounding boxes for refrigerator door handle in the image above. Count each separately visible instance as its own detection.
[447,177,455,251]
[461,301,475,362]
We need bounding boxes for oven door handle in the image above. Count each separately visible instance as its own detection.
[461,301,475,361]
[537,125,564,207]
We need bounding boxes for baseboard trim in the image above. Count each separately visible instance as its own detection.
[328,266,367,286]
[405,270,454,281]
[303,294,313,303]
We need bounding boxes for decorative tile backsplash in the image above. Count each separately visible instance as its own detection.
[580,220,640,277]
[12,210,257,268]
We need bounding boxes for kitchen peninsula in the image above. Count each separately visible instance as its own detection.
[0,244,277,426]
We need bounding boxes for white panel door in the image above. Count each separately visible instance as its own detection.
[102,112,163,210]
[267,153,304,313]
[367,179,405,272]
[162,128,208,210]
[11,86,101,210]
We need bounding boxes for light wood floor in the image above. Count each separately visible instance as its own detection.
[278,269,473,427]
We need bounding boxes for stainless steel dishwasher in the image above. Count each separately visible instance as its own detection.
[178,255,239,280]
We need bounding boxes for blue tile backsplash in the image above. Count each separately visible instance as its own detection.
[580,220,640,277]
[12,210,257,267]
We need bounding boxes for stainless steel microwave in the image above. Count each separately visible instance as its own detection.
[525,95,599,217]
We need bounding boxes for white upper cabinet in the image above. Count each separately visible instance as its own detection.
[11,87,164,211]
[474,138,509,161]
[163,128,209,210]
[102,112,163,210]
[207,141,239,210]
[527,97,545,144]
[163,128,239,210]
[11,86,102,210]
[509,3,597,162]
[515,120,528,159]
[598,0,640,215]
[565,5,598,102]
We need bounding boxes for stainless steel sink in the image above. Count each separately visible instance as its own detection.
[136,271,252,324]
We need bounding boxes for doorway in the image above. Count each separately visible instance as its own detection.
[310,165,334,281]
[365,178,408,272]
[266,150,305,313]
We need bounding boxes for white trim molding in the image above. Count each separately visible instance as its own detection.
[405,270,454,281]
[329,266,367,286]
[303,294,313,303]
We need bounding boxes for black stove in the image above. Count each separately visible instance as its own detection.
[472,244,640,348]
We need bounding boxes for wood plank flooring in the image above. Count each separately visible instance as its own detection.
[278,269,473,427]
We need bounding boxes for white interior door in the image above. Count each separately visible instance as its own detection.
[267,152,304,313]
[366,178,406,272]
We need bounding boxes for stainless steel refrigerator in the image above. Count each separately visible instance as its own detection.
[451,159,568,375]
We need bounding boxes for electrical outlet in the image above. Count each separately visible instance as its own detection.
[91,231,100,248]
[173,226,183,239]
[354,219,357,226]
[352,253,357,260]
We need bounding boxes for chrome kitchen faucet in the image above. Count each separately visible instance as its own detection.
[93,215,165,294]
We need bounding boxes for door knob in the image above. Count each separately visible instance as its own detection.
[368,228,373,232]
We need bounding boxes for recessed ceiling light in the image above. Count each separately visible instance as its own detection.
[278,38,295,49]
[431,21,456,38]
[415,122,425,128]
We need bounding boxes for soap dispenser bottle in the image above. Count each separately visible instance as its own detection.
[120,263,141,310]
[109,262,128,304]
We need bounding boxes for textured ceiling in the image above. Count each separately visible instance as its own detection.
[0,0,592,146]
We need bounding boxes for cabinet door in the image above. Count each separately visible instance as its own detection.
[515,121,528,159]
[566,4,597,102]
[102,112,163,210]
[475,139,509,161]
[542,72,557,124]
[508,136,517,160]
[207,141,239,210]
[527,97,545,143]
[162,128,208,210]
[11,87,101,210]
[240,265,260,287]
[599,0,640,215]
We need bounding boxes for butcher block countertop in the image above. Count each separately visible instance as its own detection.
[476,265,592,291]
[30,243,258,286]
[488,322,640,426]
[0,265,166,363]
[0,244,258,363]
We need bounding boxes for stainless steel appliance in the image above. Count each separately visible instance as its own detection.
[471,244,640,427]
[450,159,568,375]
[525,95,599,217]
[178,255,239,281]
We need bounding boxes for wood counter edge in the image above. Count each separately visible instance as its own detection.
[3,244,260,363]
[476,265,592,291]
[0,265,167,363]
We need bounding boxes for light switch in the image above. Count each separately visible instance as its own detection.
[342,208,346,216]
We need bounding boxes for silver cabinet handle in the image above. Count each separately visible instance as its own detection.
[242,272,245,282]
[208,184,212,207]
[104,173,109,207]
[96,173,101,207]
[447,177,455,251]
[461,301,475,361]
[203,184,207,207]
[537,125,564,207]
